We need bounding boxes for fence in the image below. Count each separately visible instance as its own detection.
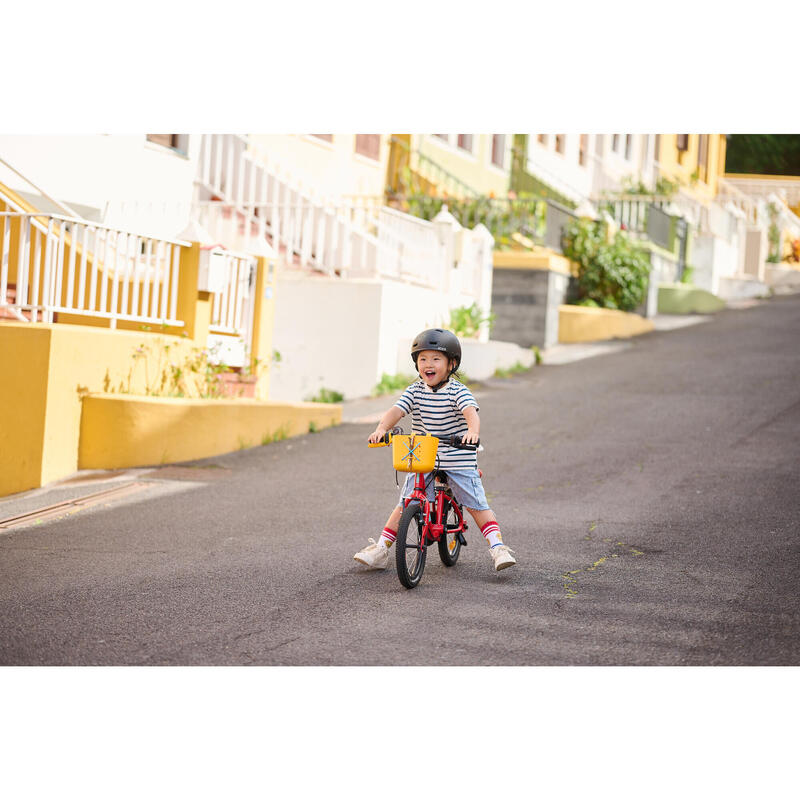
[0,210,187,327]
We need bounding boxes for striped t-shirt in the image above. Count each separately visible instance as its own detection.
[393,379,479,470]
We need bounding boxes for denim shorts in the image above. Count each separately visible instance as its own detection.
[398,467,490,511]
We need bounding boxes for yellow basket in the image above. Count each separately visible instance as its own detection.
[392,434,438,473]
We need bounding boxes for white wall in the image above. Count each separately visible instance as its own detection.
[269,274,383,402]
[525,134,595,201]
[269,270,494,402]
[0,135,199,231]
[692,233,742,295]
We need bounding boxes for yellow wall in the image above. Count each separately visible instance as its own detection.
[0,322,197,495]
[0,271,275,498]
[657,134,727,200]
[79,394,341,470]
[558,305,654,343]
[414,135,511,198]
[0,325,51,494]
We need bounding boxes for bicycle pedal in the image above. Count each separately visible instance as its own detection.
[457,532,468,546]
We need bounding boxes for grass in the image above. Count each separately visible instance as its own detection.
[493,361,530,379]
[308,387,344,403]
[261,424,290,445]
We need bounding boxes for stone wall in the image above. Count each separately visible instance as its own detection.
[491,266,569,349]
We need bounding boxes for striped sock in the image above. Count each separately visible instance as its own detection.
[378,527,397,550]
[480,521,504,548]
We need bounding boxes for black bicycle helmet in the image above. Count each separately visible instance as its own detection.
[411,328,462,372]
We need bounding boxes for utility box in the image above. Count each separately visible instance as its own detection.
[198,247,228,294]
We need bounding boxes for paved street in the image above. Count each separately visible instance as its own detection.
[1,295,799,665]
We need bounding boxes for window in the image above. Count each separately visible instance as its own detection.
[698,134,709,179]
[433,134,449,141]
[595,134,604,155]
[578,134,588,166]
[676,134,689,151]
[654,134,661,161]
[457,135,473,153]
[491,135,505,167]
[625,134,632,160]
[146,134,187,154]
[555,135,565,154]
[311,134,333,142]
[612,134,620,152]
[537,134,548,145]
[355,135,381,160]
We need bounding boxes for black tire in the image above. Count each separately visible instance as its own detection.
[396,500,427,589]
[437,494,462,567]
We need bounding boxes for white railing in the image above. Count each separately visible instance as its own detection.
[721,175,800,209]
[0,209,187,327]
[208,250,257,336]
[192,135,489,300]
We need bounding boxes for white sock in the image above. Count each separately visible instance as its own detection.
[378,527,396,550]
[481,521,504,548]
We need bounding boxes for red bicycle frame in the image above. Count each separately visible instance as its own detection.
[403,471,468,546]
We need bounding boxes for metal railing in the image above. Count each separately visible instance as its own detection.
[388,136,480,200]
[0,209,187,327]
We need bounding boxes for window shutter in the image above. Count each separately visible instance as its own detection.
[147,134,179,148]
[677,134,689,151]
[491,135,505,167]
[457,134,473,152]
[355,135,381,160]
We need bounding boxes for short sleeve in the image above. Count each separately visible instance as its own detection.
[452,382,479,413]
[394,383,417,416]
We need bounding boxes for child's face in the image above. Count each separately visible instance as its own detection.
[417,350,453,387]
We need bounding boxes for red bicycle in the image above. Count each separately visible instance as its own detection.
[369,430,479,589]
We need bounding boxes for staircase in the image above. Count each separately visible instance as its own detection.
[191,135,485,294]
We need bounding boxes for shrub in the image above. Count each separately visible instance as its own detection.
[447,303,496,339]
[309,387,344,403]
[562,218,651,312]
[372,372,416,397]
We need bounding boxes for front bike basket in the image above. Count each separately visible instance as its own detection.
[391,434,438,473]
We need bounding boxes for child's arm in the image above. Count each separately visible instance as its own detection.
[368,406,405,443]
[461,406,480,444]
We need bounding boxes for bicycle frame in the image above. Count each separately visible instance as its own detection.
[404,471,468,546]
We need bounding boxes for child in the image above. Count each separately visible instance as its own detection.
[354,328,517,572]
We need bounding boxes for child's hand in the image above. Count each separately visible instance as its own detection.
[462,430,480,445]
[368,426,388,444]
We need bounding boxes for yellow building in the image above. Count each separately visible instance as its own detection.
[387,134,512,200]
[655,134,728,200]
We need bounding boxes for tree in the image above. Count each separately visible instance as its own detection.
[725,135,800,175]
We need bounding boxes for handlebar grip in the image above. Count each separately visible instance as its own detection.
[447,435,479,450]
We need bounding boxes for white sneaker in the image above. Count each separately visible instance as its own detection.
[354,538,390,569]
[489,545,517,571]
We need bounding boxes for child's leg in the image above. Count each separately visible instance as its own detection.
[465,507,505,548]
[377,505,403,550]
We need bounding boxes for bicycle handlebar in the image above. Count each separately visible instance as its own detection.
[367,433,480,450]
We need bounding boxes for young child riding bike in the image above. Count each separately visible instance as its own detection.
[354,328,517,573]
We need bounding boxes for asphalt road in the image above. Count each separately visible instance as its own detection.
[2,295,799,665]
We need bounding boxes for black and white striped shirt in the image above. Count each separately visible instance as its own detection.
[394,379,479,470]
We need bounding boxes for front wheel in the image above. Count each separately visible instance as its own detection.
[437,494,462,567]
[396,500,427,589]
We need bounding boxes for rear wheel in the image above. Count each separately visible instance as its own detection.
[437,494,463,567]
[396,501,427,589]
